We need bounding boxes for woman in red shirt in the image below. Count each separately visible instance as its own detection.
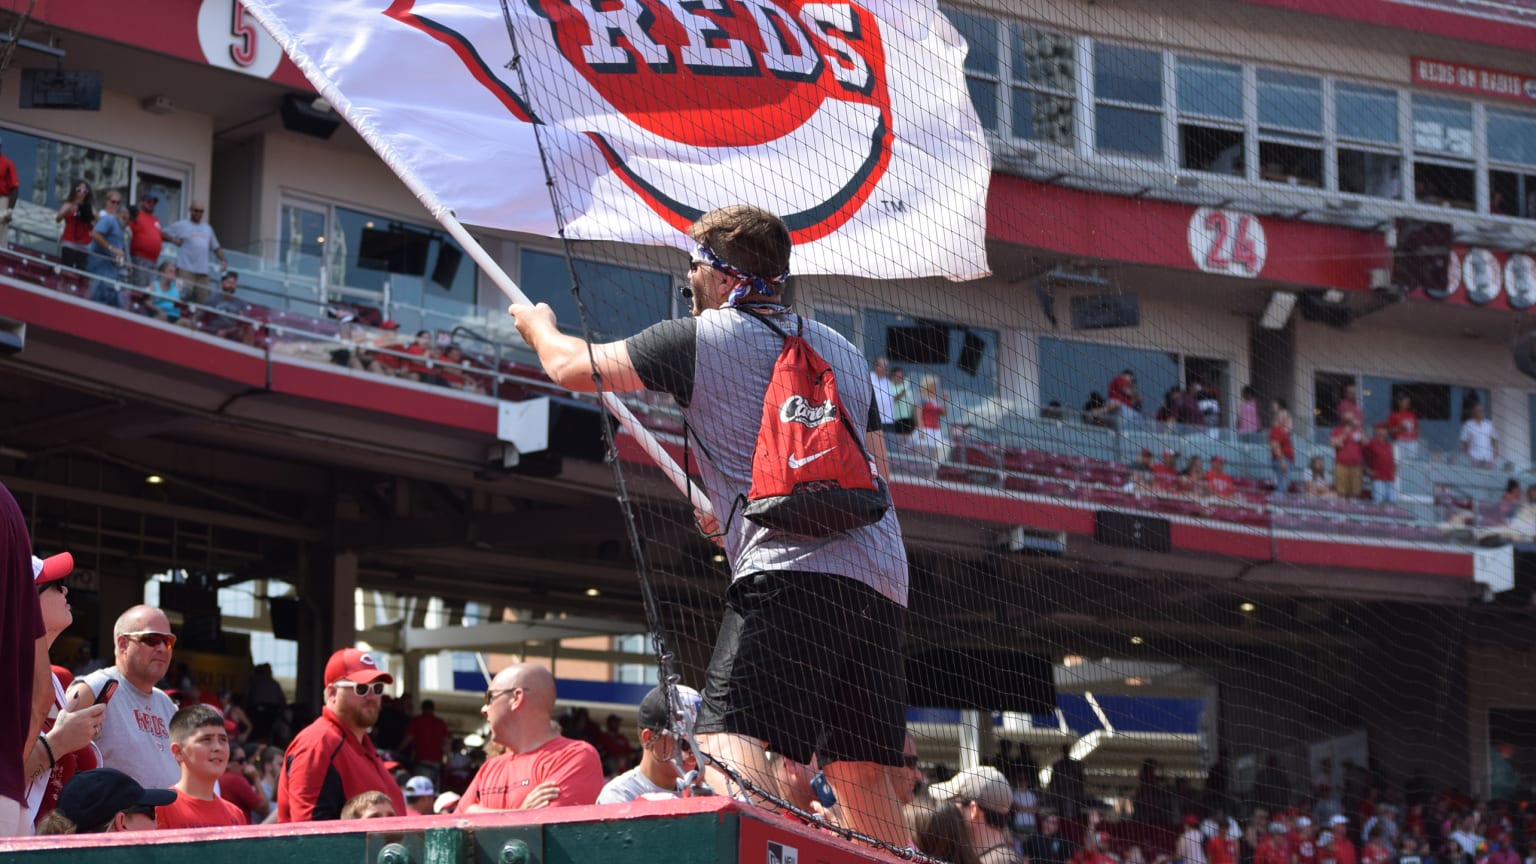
[56,180,95,272]
[917,374,946,468]
[1269,400,1295,495]
[1387,395,1419,460]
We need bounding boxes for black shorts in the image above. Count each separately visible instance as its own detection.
[694,570,906,767]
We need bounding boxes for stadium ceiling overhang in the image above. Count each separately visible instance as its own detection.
[985,175,1536,315]
[1229,0,1536,53]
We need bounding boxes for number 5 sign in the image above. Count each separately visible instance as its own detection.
[1188,208,1268,278]
[198,0,283,80]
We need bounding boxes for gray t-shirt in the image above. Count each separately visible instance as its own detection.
[597,766,675,804]
[81,667,180,789]
[166,220,220,275]
[627,306,908,606]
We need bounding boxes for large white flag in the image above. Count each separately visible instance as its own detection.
[239,0,990,280]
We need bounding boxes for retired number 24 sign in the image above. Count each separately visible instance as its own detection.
[1188,208,1268,278]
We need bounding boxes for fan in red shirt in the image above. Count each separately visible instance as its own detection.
[1206,821,1238,864]
[400,700,451,775]
[1257,823,1293,864]
[1072,832,1118,864]
[1363,425,1398,504]
[1153,450,1182,491]
[1292,817,1319,864]
[1359,828,1392,864]
[460,663,602,812]
[1387,395,1419,458]
[1205,456,1236,497]
[1327,816,1358,864]
[157,704,247,830]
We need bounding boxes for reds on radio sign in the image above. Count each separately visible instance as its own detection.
[1187,208,1268,278]
[389,0,894,244]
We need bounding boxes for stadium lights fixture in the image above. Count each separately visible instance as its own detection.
[1259,292,1298,330]
[145,475,165,485]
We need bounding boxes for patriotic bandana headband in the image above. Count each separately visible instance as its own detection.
[692,243,789,307]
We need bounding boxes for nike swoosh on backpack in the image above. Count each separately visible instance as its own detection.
[787,448,836,469]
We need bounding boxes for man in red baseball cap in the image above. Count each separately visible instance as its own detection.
[275,649,405,821]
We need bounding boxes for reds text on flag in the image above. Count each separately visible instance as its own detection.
[239,0,991,280]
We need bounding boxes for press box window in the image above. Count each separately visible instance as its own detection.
[1256,69,1322,187]
[1335,84,1401,199]
[1094,42,1163,160]
[1176,57,1243,176]
[1412,95,1475,211]
[1488,107,1536,219]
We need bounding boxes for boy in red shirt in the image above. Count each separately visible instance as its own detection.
[1363,424,1397,504]
[158,704,247,829]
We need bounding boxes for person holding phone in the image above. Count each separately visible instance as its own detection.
[66,605,180,789]
[23,551,108,829]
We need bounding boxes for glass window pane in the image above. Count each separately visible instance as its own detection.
[1179,124,1244,174]
[1013,88,1074,147]
[1413,162,1475,210]
[1257,69,1321,132]
[967,77,999,130]
[336,207,476,332]
[1258,139,1322,186]
[1095,43,1162,107]
[1413,95,1473,157]
[520,250,671,341]
[942,9,998,76]
[1,125,132,253]
[1038,338,1180,427]
[1177,58,1242,119]
[1489,170,1536,218]
[1097,104,1163,158]
[1336,84,1397,144]
[1488,108,1536,166]
[1011,27,1075,92]
[862,310,999,403]
[1338,149,1402,198]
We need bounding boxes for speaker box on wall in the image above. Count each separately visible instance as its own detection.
[1070,293,1140,330]
[280,93,342,140]
[1392,218,1453,296]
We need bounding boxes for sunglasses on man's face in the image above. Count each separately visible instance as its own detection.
[336,681,387,697]
[123,631,176,650]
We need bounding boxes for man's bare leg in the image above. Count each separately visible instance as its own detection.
[698,732,793,805]
[821,759,909,849]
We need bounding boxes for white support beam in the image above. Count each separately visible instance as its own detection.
[400,616,642,653]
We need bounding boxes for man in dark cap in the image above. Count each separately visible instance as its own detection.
[36,767,176,834]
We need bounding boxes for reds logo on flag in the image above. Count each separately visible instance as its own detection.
[238,0,990,280]
[387,0,894,245]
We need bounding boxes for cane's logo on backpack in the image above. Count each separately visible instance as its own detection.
[739,312,890,537]
[778,395,837,428]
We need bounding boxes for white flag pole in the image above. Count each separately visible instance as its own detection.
[431,211,711,517]
[240,2,711,519]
